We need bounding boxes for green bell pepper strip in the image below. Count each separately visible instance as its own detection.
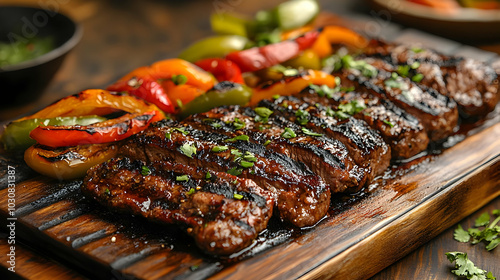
[178,35,250,63]
[210,13,250,37]
[179,82,252,119]
[1,115,106,150]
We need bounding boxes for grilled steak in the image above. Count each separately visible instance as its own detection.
[183,106,368,193]
[339,57,459,141]
[258,96,391,183]
[364,40,500,118]
[296,86,430,159]
[120,119,331,228]
[83,157,274,255]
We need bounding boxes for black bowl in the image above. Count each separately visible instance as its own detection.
[0,6,82,107]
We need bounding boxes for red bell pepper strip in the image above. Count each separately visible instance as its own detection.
[107,76,175,113]
[194,58,244,84]
[225,30,320,72]
[30,111,162,148]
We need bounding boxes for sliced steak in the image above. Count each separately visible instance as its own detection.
[83,157,273,255]
[340,57,459,142]
[258,96,391,183]
[183,106,368,194]
[296,86,430,159]
[364,40,500,118]
[121,120,330,228]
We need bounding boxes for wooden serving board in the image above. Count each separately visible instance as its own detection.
[1,35,500,280]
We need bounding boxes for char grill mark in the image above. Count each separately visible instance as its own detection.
[364,40,500,118]
[341,57,459,141]
[83,157,274,255]
[121,119,330,228]
[258,96,391,183]
[296,86,430,159]
[183,106,368,193]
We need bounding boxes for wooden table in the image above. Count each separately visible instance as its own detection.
[1,0,499,279]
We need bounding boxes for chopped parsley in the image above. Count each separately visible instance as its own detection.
[301,127,322,137]
[411,47,424,53]
[270,64,300,76]
[180,143,197,158]
[341,55,378,78]
[309,84,337,99]
[384,72,404,89]
[212,145,229,152]
[176,175,190,182]
[233,193,244,200]
[240,160,254,168]
[338,100,366,115]
[281,127,296,139]
[141,166,151,176]
[186,188,195,195]
[263,140,271,146]
[231,149,243,158]
[227,166,243,176]
[232,118,246,130]
[412,73,424,83]
[104,188,111,196]
[205,171,212,179]
[383,120,394,128]
[242,151,257,162]
[172,74,188,85]
[254,107,273,123]
[295,109,310,125]
[225,135,250,142]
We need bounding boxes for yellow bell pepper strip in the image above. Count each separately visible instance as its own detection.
[30,110,162,148]
[249,69,336,105]
[311,25,369,58]
[178,35,250,63]
[24,143,119,180]
[282,49,321,70]
[1,115,106,151]
[180,82,252,118]
[107,76,175,114]
[226,30,320,72]
[18,89,164,120]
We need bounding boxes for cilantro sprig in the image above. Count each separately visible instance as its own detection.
[445,252,496,280]
[453,209,500,251]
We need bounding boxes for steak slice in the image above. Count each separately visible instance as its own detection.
[340,57,459,142]
[296,85,430,159]
[183,106,368,194]
[258,96,391,183]
[83,157,274,255]
[121,119,330,227]
[364,40,500,118]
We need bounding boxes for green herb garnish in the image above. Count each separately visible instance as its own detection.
[172,74,188,85]
[445,252,496,280]
[233,118,246,130]
[186,188,195,195]
[141,166,151,176]
[254,107,273,123]
[212,145,229,152]
[263,140,271,146]
[383,120,394,128]
[412,73,424,83]
[180,143,197,158]
[205,171,212,179]
[453,209,500,251]
[233,193,244,200]
[281,127,296,139]
[240,160,254,168]
[225,135,250,142]
[301,127,322,137]
[176,175,190,182]
[295,109,310,125]
[227,166,243,176]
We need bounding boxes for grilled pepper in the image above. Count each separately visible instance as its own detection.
[226,30,319,72]
[194,58,244,84]
[1,115,106,151]
[311,26,368,58]
[249,69,336,105]
[107,76,175,113]
[178,35,250,63]
[18,89,164,120]
[24,143,119,180]
[180,81,252,118]
[30,111,162,148]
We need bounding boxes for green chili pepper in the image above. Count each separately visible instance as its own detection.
[1,115,106,150]
[178,35,250,63]
[210,13,250,37]
[180,82,252,118]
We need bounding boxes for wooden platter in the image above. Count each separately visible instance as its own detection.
[1,29,500,280]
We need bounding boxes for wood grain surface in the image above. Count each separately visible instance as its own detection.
[0,0,499,279]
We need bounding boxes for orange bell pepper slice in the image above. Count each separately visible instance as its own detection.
[19,89,164,120]
[150,58,216,91]
[161,80,205,108]
[311,26,369,58]
[249,69,337,105]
